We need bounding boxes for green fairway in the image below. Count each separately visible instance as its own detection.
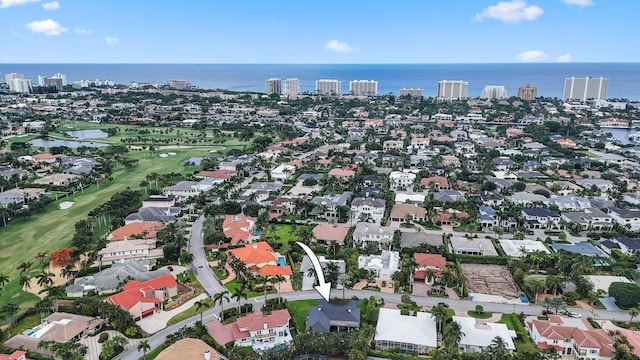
[0,146,242,311]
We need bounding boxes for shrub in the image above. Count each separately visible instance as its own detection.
[98,332,109,343]
[563,291,581,306]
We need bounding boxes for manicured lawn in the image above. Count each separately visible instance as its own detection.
[498,313,531,346]
[467,310,493,319]
[212,266,228,280]
[262,224,311,244]
[286,299,318,334]
[166,298,213,326]
[223,279,262,298]
[7,313,42,337]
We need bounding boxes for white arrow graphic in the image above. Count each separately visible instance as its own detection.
[296,241,331,301]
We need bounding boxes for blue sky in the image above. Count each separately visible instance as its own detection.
[0,0,637,63]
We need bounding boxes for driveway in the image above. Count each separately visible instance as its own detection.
[600,296,621,311]
[80,330,140,360]
[137,293,208,334]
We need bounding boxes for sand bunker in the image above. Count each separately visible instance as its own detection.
[59,201,74,210]
[167,152,177,156]
[159,153,169,158]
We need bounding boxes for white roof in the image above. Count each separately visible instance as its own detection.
[454,316,516,351]
[375,308,437,348]
[499,239,550,257]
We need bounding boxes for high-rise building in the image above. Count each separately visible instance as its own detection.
[282,78,300,96]
[517,84,537,100]
[400,88,423,98]
[563,77,608,101]
[480,85,508,99]
[11,78,32,93]
[165,80,193,90]
[265,78,281,94]
[349,80,378,96]
[315,79,342,96]
[437,80,468,100]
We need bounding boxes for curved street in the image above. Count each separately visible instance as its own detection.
[116,214,633,360]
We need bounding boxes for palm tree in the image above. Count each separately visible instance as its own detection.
[443,321,464,350]
[307,267,318,286]
[525,276,545,303]
[431,304,448,335]
[258,275,272,305]
[232,287,248,313]
[137,340,151,360]
[484,336,510,359]
[61,264,78,284]
[0,273,9,294]
[17,260,33,278]
[194,300,208,323]
[35,251,48,269]
[214,290,231,321]
[545,275,565,297]
[425,268,437,285]
[44,286,65,312]
[2,303,20,326]
[629,307,639,324]
[271,275,286,299]
[36,272,54,289]
[19,276,31,291]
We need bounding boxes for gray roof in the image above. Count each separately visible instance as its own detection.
[433,189,466,203]
[312,192,352,207]
[66,261,168,295]
[400,231,443,248]
[351,197,386,208]
[551,242,608,257]
[125,207,180,222]
[306,299,361,332]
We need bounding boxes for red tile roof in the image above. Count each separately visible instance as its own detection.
[0,351,29,360]
[227,242,277,266]
[196,169,236,180]
[236,309,290,332]
[414,254,446,269]
[108,222,164,241]
[106,274,176,310]
[420,176,449,188]
[258,265,293,276]
[222,215,256,244]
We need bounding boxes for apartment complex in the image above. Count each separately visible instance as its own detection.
[480,85,508,99]
[438,80,468,100]
[282,78,300,95]
[517,84,538,100]
[349,80,378,96]
[400,88,423,97]
[265,78,281,94]
[563,77,608,101]
[316,79,342,96]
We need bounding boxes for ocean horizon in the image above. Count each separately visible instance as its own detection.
[3,63,640,100]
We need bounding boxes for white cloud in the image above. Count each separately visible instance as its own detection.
[104,36,120,45]
[325,39,356,53]
[556,54,573,62]
[0,0,39,8]
[475,1,543,23]
[74,27,92,35]
[25,19,67,36]
[41,1,58,10]
[563,0,594,7]
[517,50,549,62]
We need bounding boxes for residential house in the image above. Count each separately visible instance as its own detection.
[0,351,29,360]
[420,176,449,191]
[311,223,350,244]
[227,241,292,278]
[124,207,181,224]
[4,313,104,357]
[328,168,356,183]
[154,338,227,360]
[106,275,178,320]
[98,239,164,265]
[383,140,404,151]
[33,173,80,186]
[509,192,549,206]
[350,197,386,224]
[575,179,615,193]
[108,222,164,241]
[222,215,256,245]
[352,222,395,249]
[271,164,296,182]
[454,316,516,353]
[358,251,400,280]
[527,316,615,359]
[521,208,561,229]
[141,195,176,208]
[306,299,360,333]
[300,255,346,291]
[610,236,640,256]
[311,192,352,220]
[163,181,201,199]
[551,242,608,257]
[433,210,470,226]
[433,189,466,203]
[206,309,292,351]
[449,236,498,256]
[66,261,170,297]
[389,171,416,192]
[561,208,613,231]
[394,192,426,204]
[549,196,592,211]
[412,253,446,284]
[389,203,426,222]
[374,308,437,354]
[492,156,517,171]
[195,169,236,181]
[472,191,506,207]
[608,207,640,231]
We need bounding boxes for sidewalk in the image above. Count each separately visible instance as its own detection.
[137,293,208,334]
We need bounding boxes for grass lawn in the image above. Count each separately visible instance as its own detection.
[7,313,42,337]
[498,313,531,347]
[576,150,598,158]
[212,266,228,281]
[286,299,318,334]
[166,298,213,326]
[263,224,310,244]
[467,310,493,319]
[223,279,262,298]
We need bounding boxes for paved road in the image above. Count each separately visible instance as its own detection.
[187,214,226,296]
[115,195,629,359]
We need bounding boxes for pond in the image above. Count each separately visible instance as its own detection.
[29,138,108,148]
[65,129,109,139]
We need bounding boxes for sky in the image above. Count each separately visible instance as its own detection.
[0,0,638,63]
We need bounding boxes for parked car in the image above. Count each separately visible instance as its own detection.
[437,302,450,308]
[541,309,552,315]
[167,266,174,272]
[567,311,582,318]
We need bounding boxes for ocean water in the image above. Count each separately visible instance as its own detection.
[2,63,640,100]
